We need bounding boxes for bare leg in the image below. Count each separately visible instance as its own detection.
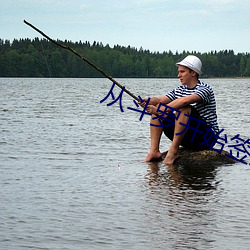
[144,114,163,162]
[163,106,191,165]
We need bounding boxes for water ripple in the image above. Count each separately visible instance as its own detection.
[0,78,250,249]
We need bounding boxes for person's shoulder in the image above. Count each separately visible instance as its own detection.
[175,85,186,90]
[197,80,213,90]
[198,80,208,86]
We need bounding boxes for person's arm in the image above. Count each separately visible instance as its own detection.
[166,94,201,110]
[158,95,172,105]
[146,94,201,116]
[139,95,171,115]
[139,95,171,106]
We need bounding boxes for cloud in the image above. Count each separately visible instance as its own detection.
[134,0,168,5]
[79,3,89,10]
[1,0,250,53]
[206,0,237,4]
[199,0,250,10]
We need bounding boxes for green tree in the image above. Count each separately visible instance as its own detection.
[0,37,249,78]
[244,56,250,76]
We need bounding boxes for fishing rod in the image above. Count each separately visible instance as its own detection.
[23,20,140,102]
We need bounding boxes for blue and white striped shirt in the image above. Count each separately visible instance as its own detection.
[166,80,219,133]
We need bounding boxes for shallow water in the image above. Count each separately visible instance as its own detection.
[1,78,250,249]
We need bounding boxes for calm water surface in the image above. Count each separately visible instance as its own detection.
[1,78,250,250]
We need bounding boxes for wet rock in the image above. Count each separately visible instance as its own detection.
[162,148,236,166]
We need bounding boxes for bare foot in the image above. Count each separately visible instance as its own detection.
[162,150,179,165]
[144,151,162,162]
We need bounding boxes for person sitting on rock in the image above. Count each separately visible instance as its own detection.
[139,55,219,165]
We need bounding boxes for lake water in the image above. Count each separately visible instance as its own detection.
[1,78,250,250]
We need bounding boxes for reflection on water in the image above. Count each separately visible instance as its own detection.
[144,162,220,249]
[147,161,219,191]
[143,160,250,250]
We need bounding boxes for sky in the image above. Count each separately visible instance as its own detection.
[1,0,250,53]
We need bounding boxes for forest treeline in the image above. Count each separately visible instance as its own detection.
[1,38,250,78]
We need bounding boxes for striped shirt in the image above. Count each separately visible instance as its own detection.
[166,80,219,134]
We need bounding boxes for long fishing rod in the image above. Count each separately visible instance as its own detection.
[23,20,140,102]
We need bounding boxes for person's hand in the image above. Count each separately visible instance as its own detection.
[146,104,158,115]
[138,98,148,108]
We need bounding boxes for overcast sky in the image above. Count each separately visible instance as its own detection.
[1,0,250,53]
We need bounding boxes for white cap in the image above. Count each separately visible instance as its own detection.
[176,55,202,75]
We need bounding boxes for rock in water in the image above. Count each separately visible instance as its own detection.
[161,148,236,165]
